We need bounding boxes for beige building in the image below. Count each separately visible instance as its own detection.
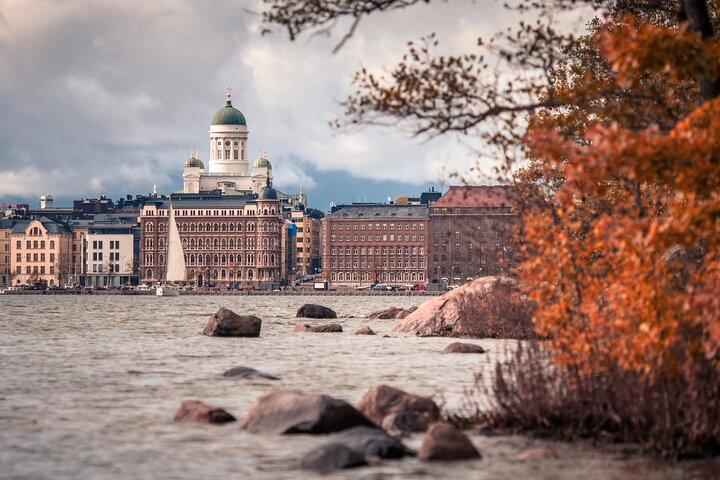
[290,209,323,277]
[10,217,73,286]
[0,220,21,286]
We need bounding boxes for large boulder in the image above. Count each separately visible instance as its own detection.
[417,422,481,461]
[222,366,279,380]
[202,307,261,337]
[294,323,343,333]
[442,342,486,354]
[393,276,537,339]
[356,385,439,428]
[299,426,411,472]
[173,400,236,424]
[241,391,375,435]
[296,304,337,319]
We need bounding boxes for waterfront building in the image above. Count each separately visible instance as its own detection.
[428,185,518,284]
[84,225,136,287]
[182,86,271,195]
[10,217,73,286]
[322,204,429,287]
[290,207,323,277]
[139,187,283,287]
[0,219,22,286]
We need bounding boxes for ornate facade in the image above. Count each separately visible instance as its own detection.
[139,189,282,286]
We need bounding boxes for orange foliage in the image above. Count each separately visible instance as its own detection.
[521,15,720,379]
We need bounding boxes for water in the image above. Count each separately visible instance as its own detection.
[0,295,717,479]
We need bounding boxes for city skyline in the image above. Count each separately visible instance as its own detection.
[0,0,546,209]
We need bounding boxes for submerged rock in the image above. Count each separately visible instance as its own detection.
[222,366,279,380]
[173,400,236,424]
[296,304,337,319]
[241,390,375,435]
[355,325,376,335]
[514,447,559,461]
[367,306,417,319]
[417,422,481,461]
[442,342,486,354]
[202,307,261,337]
[299,426,412,473]
[393,276,537,338]
[381,410,432,435]
[356,384,439,428]
[294,323,343,333]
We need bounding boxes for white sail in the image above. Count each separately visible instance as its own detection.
[165,201,186,282]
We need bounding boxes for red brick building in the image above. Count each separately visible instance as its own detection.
[428,186,518,284]
[322,204,429,287]
[139,188,283,287]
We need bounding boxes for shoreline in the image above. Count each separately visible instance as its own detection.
[1,289,443,296]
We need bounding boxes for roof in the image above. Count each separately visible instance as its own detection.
[431,185,517,208]
[259,186,278,200]
[11,217,71,234]
[326,204,428,220]
[253,155,271,169]
[184,155,205,169]
[211,100,247,126]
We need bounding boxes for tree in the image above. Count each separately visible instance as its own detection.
[262,0,720,453]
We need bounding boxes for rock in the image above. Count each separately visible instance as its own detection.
[222,366,279,380]
[294,323,343,333]
[381,410,432,435]
[367,306,418,319]
[173,400,236,424]
[395,307,418,319]
[367,307,403,319]
[202,307,261,337]
[442,342,486,354]
[299,426,412,472]
[299,443,367,473]
[241,390,375,435]
[357,385,439,427]
[296,304,337,319]
[514,447,558,461]
[393,276,537,339]
[355,325,376,335]
[417,422,481,461]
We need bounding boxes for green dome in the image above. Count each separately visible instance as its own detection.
[184,155,204,169]
[211,100,247,126]
[253,155,272,169]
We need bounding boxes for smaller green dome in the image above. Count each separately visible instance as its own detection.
[253,154,272,169]
[184,155,204,169]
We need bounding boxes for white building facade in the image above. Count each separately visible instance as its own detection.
[183,86,272,195]
[85,230,134,287]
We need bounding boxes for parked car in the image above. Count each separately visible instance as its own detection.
[412,283,427,291]
[240,284,256,291]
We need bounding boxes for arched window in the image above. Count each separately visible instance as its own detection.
[191,223,196,232]
[338,272,344,281]
[206,254,211,265]
[221,223,227,232]
[190,238,196,247]
[213,254,219,265]
[263,254,269,265]
[159,223,166,232]
[147,269,152,278]
[248,269,254,279]
[206,223,211,231]
[198,223,204,232]
[206,239,211,248]
[182,238,188,248]
[221,255,226,265]
[221,238,226,247]
[270,254,275,265]
[237,223,243,232]
[197,255,203,265]
[229,254,235,263]
[190,254,195,264]
[159,254,165,265]
[264,209,268,215]
[229,239,234,248]
[221,269,226,279]
[213,269,218,279]
[229,223,235,232]
[214,238,219,247]
[213,223,219,232]
[146,223,154,232]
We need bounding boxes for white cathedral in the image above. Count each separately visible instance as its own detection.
[183,86,272,194]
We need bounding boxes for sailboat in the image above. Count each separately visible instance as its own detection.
[157,199,186,297]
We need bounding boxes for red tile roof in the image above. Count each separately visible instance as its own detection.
[431,185,517,208]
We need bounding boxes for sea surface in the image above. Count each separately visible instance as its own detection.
[0,295,717,479]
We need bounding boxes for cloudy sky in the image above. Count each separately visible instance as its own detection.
[0,0,590,210]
